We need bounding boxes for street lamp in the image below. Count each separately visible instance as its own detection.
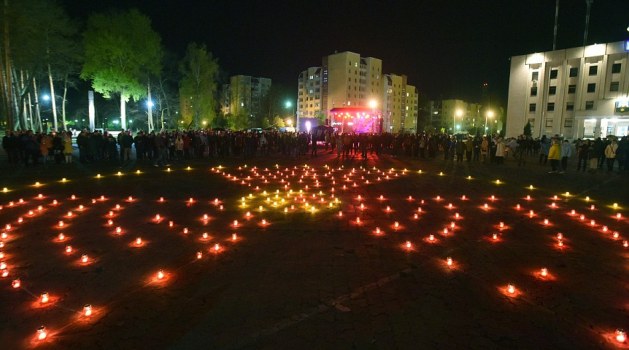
[285,100,295,130]
[485,110,495,135]
[454,109,463,134]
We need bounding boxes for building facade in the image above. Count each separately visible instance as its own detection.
[506,41,629,139]
[383,74,419,132]
[222,75,272,121]
[297,51,419,133]
[428,99,495,134]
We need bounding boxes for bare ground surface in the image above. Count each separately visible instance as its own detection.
[0,151,627,349]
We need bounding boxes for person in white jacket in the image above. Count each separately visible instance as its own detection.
[560,139,572,173]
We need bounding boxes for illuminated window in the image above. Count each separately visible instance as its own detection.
[589,65,598,76]
[610,82,620,92]
[612,63,621,74]
[587,83,596,93]
[569,67,578,77]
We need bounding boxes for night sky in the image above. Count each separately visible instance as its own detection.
[62,0,629,107]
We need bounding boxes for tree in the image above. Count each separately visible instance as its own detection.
[179,43,219,128]
[523,121,532,137]
[81,9,162,130]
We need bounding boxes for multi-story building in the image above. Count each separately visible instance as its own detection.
[383,74,419,132]
[506,40,629,139]
[222,75,271,121]
[429,99,491,133]
[297,51,419,133]
[297,67,323,120]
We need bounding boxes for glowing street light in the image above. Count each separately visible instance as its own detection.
[485,110,495,135]
[454,109,463,133]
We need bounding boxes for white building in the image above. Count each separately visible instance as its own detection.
[506,40,629,139]
[297,51,419,133]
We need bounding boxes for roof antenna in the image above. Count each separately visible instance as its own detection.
[552,0,559,50]
[583,0,593,46]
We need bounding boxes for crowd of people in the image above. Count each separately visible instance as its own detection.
[1,128,627,173]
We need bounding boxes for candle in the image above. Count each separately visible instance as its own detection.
[65,245,73,253]
[183,228,189,234]
[214,243,220,252]
[12,278,20,288]
[232,233,238,241]
[196,251,203,259]
[540,268,548,277]
[58,233,65,241]
[429,234,435,242]
[507,284,515,294]
[157,270,164,280]
[616,329,626,343]
[135,237,142,246]
[37,326,47,340]
[556,233,563,240]
[41,292,49,304]
[492,233,498,240]
[83,304,92,317]
[81,254,89,263]
[446,257,453,267]
[405,241,412,249]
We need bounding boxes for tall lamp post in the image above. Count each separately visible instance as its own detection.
[485,110,494,135]
[453,109,463,134]
[285,100,295,131]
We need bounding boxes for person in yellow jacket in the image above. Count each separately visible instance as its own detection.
[604,138,618,172]
[63,132,73,163]
[547,138,562,173]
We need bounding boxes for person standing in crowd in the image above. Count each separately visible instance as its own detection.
[539,135,550,164]
[494,137,505,164]
[480,136,489,163]
[39,132,52,165]
[547,138,561,173]
[560,139,572,173]
[604,138,618,173]
[576,139,590,172]
[63,131,73,163]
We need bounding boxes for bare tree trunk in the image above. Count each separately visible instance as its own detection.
[62,73,68,129]
[10,67,22,129]
[19,70,32,130]
[47,63,58,130]
[120,92,127,130]
[33,77,42,132]
[159,78,171,129]
[27,91,34,130]
[2,0,15,130]
[147,79,153,132]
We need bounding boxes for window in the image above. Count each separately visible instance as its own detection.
[550,69,558,79]
[568,84,576,94]
[610,82,620,92]
[530,86,538,96]
[585,101,594,110]
[564,119,573,128]
[587,83,596,93]
[566,102,574,111]
[531,71,538,81]
[589,65,598,76]
[549,86,557,95]
[529,103,536,112]
[547,102,555,111]
[612,63,621,74]
[569,67,579,77]
[545,119,553,128]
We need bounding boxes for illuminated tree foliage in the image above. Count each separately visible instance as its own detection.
[81,9,162,130]
[179,43,219,128]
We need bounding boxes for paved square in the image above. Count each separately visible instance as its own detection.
[0,154,627,349]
